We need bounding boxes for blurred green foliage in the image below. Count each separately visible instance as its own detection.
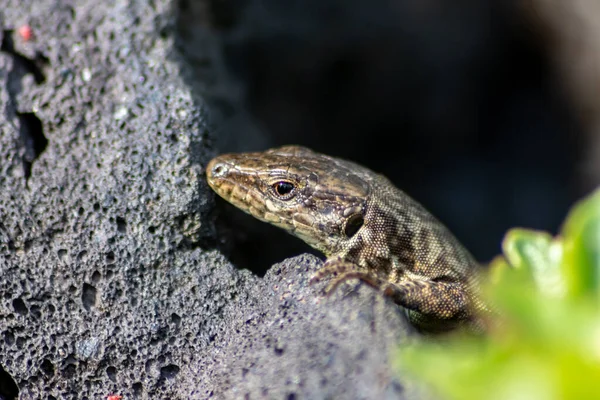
[399,189,600,400]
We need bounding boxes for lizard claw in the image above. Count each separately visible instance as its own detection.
[322,271,386,297]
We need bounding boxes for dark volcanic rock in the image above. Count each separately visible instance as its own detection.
[0,1,422,399]
[194,254,418,399]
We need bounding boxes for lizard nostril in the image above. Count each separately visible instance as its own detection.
[209,162,228,178]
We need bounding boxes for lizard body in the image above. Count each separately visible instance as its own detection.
[206,145,487,332]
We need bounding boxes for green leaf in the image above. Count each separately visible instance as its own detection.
[561,189,600,300]
[499,228,563,297]
[398,189,600,400]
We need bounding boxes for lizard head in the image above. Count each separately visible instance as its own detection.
[206,145,372,256]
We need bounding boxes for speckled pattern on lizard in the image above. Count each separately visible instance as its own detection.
[206,145,489,333]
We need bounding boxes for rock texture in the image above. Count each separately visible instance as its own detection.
[194,255,419,399]
[0,1,420,399]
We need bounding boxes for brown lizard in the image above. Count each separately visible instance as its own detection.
[206,145,488,333]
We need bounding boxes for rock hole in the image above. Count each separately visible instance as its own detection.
[91,270,102,284]
[57,249,68,261]
[106,366,117,382]
[81,283,97,311]
[15,337,25,350]
[12,298,28,315]
[145,360,156,375]
[105,251,116,264]
[29,304,41,319]
[116,217,127,233]
[40,359,55,377]
[132,382,143,396]
[16,112,47,181]
[0,363,18,400]
[77,250,88,262]
[3,331,15,346]
[62,363,76,379]
[160,364,180,380]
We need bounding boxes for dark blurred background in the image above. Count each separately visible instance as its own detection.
[175,0,597,275]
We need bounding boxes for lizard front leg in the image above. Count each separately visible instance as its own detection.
[380,280,471,321]
[311,258,473,330]
[376,278,483,332]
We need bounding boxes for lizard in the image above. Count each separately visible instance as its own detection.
[206,145,489,333]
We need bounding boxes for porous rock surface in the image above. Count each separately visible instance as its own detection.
[0,0,420,399]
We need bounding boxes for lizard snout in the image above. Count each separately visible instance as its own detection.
[206,158,230,183]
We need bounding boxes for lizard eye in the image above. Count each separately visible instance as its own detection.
[272,181,296,199]
[344,214,364,238]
